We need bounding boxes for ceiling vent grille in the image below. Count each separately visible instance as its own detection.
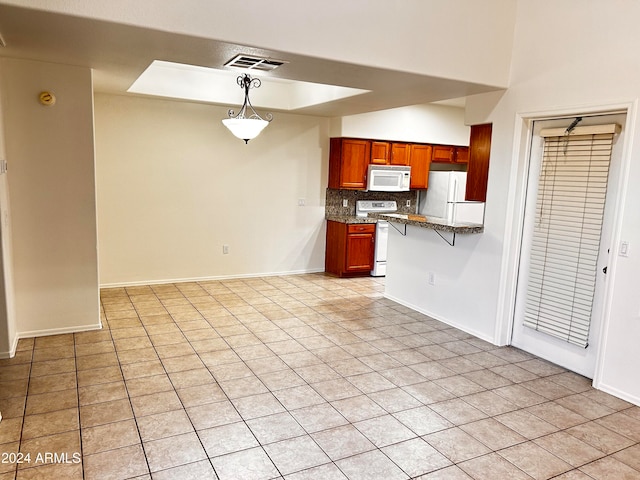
[224,54,287,72]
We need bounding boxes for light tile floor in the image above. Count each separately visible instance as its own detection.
[1,274,639,479]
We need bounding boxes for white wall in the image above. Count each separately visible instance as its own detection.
[500,0,640,405]
[386,226,499,343]
[389,0,640,405]
[6,0,516,88]
[332,104,470,145]
[0,59,100,341]
[95,94,329,286]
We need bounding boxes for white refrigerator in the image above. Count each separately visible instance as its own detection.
[418,171,485,224]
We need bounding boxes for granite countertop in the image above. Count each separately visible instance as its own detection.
[325,215,378,224]
[368,213,484,234]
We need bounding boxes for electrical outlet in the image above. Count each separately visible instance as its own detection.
[342,199,348,208]
[406,199,411,208]
[298,198,306,206]
[428,272,435,285]
[222,244,229,255]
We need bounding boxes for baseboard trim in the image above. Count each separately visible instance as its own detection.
[17,323,103,340]
[100,268,326,288]
[384,292,495,345]
[2,323,102,359]
[0,334,20,359]
[593,381,640,407]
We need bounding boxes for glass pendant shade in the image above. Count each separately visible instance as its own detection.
[222,118,269,143]
[223,74,272,144]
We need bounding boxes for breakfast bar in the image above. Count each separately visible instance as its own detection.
[368,212,483,246]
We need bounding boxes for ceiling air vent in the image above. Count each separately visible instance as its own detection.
[224,54,287,72]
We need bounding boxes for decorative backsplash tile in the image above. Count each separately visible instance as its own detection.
[325,189,418,216]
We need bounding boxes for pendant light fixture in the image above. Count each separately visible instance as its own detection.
[222,74,273,144]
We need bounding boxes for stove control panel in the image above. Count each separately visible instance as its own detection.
[356,200,398,217]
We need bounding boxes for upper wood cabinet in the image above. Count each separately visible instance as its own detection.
[390,143,411,165]
[465,124,493,202]
[432,145,469,164]
[431,145,455,163]
[370,141,390,164]
[454,146,469,164]
[408,144,432,189]
[369,142,410,165]
[328,138,370,190]
[328,137,469,191]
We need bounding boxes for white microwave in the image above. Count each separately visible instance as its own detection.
[367,165,411,191]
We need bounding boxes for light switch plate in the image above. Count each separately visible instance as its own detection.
[620,240,629,257]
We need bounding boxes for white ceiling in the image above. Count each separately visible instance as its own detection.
[128,61,371,112]
[0,3,497,116]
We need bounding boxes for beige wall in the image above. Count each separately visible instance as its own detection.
[95,93,330,286]
[1,58,100,340]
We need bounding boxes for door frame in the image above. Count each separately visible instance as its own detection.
[494,100,637,388]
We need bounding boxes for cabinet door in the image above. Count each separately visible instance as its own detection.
[390,143,411,165]
[329,138,370,189]
[466,124,492,202]
[371,141,390,164]
[409,144,432,189]
[345,232,374,272]
[455,146,469,163]
[432,145,455,163]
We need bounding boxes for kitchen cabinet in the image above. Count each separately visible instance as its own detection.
[455,146,469,163]
[390,143,411,165]
[329,137,468,190]
[328,138,370,190]
[325,221,375,277]
[370,141,390,164]
[465,124,492,202]
[432,145,469,164]
[370,141,410,165]
[408,144,432,189]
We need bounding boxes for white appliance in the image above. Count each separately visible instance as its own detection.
[419,171,485,224]
[356,200,398,276]
[366,165,411,192]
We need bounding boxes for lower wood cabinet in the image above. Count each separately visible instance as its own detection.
[325,221,376,277]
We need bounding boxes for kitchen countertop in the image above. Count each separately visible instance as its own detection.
[325,215,378,224]
[325,213,483,234]
[368,213,484,234]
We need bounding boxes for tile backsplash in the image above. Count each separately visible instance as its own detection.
[325,188,418,216]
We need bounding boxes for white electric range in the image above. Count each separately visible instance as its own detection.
[355,200,398,277]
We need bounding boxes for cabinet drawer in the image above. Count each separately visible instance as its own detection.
[347,223,376,234]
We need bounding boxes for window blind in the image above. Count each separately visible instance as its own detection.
[523,124,618,348]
